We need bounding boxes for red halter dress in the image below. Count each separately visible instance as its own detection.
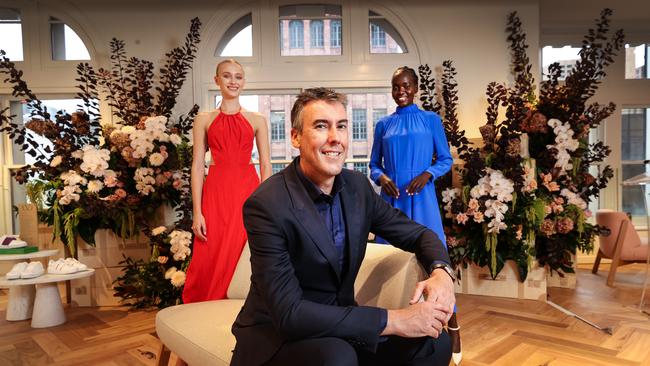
[182,111,260,302]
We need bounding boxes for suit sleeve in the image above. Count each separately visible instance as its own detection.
[243,196,384,351]
[366,178,450,268]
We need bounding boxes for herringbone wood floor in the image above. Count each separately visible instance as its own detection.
[2,263,650,365]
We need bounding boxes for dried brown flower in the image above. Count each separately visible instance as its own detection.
[505,138,521,156]
[25,119,59,138]
[540,219,556,236]
[556,217,574,234]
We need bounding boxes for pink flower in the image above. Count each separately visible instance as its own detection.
[468,199,479,211]
[585,209,593,218]
[173,180,183,189]
[456,213,469,225]
[104,175,118,188]
[473,211,485,223]
[516,225,523,240]
[157,256,168,264]
[163,171,173,179]
[115,189,127,199]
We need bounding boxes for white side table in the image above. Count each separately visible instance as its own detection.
[0,249,58,321]
[0,269,95,328]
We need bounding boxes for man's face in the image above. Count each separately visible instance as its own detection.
[391,71,417,107]
[291,100,349,189]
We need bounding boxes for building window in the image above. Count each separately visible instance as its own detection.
[368,10,406,54]
[353,155,369,176]
[541,46,581,80]
[372,108,387,129]
[370,24,386,47]
[310,20,324,48]
[0,8,23,61]
[271,157,287,174]
[215,13,253,57]
[49,17,90,60]
[621,108,650,216]
[625,43,649,79]
[270,110,285,142]
[280,5,342,56]
[352,109,367,140]
[289,20,304,49]
[330,19,341,48]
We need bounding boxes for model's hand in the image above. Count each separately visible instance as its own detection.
[382,302,450,338]
[409,269,455,317]
[406,172,432,195]
[379,174,400,198]
[192,213,207,242]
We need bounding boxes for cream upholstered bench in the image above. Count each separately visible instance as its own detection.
[155,243,427,366]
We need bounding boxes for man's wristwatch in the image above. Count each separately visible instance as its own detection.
[430,262,456,282]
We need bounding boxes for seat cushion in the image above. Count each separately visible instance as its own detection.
[156,299,243,365]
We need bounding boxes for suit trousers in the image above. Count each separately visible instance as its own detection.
[264,331,451,366]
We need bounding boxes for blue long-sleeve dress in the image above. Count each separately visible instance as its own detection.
[370,103,452,245]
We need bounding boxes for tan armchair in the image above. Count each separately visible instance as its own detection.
[155,243,428,365]
[593,210,649,286]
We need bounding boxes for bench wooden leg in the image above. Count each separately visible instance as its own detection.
[157,344,171,366]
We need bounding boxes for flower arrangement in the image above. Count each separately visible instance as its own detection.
[113,226,193,308]
[0,19,201,257]
[419,9,622,279]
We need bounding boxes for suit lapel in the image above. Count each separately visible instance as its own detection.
[340,172,362,278]
[284,160,342,281]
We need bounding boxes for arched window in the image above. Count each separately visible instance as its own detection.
[0,8,23,61]
[368,10,407,54]
[215,13,253,57]
[279,5,342,56]
[310,20,323,48]
[289,20,304,48]
[330,19,341,48]
[49,17,90,60]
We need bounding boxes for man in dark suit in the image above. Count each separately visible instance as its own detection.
[231,87,455,366]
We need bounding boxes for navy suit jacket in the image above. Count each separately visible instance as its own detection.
[231,158,450,366]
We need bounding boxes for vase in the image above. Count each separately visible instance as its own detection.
[455,260,547,301]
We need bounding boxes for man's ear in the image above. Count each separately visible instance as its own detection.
[291,128,301,149]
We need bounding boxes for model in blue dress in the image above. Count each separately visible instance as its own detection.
[369,66,461,365]
[370,73,452,245]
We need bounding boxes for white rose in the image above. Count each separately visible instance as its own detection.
[50,155,62,167]
[151,226,166,236]
[169,134,182,146]
[164,267,178,279]
[170,270,186,287]
[87,180,104,193]
[72,150,84,159]
[149,152,166,167]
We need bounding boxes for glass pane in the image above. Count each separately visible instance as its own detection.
[50,18,90,60]
[270,111,286,142]
[623,164,647,216]
[368,11,406,54]
[352,109,367,140]
[625,43,649,79]
[622,108,647,161]
[372,108,387,129]
[279,5,342,56]
[0,8,23,61]
[215,13,253,57]
[541,45,581,80]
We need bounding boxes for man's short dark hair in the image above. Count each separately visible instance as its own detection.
[291,87,347,132]
[393,66,418,86]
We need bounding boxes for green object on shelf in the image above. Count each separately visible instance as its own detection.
[0,246,39,254]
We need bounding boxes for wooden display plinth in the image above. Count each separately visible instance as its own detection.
[456,261,547,301]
